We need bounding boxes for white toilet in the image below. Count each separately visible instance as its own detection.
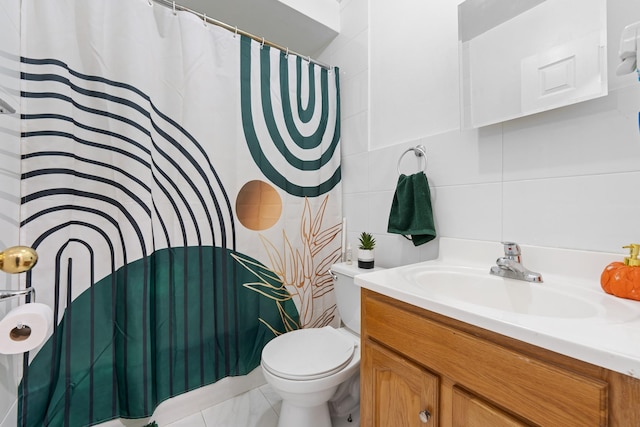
[261,262,383,427]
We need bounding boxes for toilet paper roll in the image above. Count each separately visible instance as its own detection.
[0,303,53,354]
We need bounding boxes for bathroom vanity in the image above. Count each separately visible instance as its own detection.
[356,239,640,426]
[361,289,640,426]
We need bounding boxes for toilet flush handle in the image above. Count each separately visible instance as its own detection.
[328,269,338,281]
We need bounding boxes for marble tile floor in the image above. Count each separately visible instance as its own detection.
[165,384,280,427]
[164,383,359,427]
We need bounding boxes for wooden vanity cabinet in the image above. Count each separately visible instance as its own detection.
[360,289,640,427]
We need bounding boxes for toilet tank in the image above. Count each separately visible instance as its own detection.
[330,262,385,335]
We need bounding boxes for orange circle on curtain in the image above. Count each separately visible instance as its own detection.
[236,180,283,231]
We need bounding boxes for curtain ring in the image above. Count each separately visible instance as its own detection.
[307,56,311,63]
[285,47,289,58]
[261,37,265,49]
[172,1,176,15]
[234,26,238,38]
[203,13,207,26]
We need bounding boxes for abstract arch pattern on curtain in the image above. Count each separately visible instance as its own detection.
[236,36,343,330]
[239,36,341,197]
[17,1,341,426]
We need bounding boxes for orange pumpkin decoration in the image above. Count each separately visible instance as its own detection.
[600,244,640,301]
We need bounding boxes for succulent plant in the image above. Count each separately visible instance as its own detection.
[358,232,376,250]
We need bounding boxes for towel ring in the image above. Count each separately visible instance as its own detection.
[397,145,427,175]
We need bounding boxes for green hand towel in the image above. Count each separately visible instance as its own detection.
[387,172,436,246]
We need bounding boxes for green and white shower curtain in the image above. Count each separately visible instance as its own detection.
[18,0,341,425]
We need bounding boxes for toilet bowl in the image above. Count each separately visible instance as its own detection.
[261,327,360,427]
[260,262,384,427]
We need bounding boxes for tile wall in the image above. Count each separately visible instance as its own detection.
[317,0,640,269]
[0,0,22,426]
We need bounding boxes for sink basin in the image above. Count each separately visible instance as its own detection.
[397,265,637,321]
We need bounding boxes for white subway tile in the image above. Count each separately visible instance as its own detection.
[341,110,369,156]
[341,152,370,193]
[331,30,368,79]
[368,144,409,192]
[420,126,503,186]
[372,233,423,268]
[503,85,640,181]
[330,0,368,54]
[502,172,640,253]
[431,183,502,242]
[339,68,368,119]
[368,190,395,235]
[343,192,371,233]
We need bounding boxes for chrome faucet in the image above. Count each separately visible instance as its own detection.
[490,242,543,283]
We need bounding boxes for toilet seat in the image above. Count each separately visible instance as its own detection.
[262,326,355,380]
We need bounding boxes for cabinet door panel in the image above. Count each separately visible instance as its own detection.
[452,387,529,427]
[363,341,439,427]
[364,294,608,426]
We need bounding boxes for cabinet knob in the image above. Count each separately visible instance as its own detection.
[419,410,431,423]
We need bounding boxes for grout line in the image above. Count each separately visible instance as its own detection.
[195,412,207,427]
[165,411,207,427]
[257,384,281,416]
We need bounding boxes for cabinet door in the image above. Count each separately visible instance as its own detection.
[452,387,529,427]
[362,341,439,427]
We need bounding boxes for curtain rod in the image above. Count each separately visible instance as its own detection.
[151,0,332,70]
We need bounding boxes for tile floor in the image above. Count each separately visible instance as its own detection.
[165,384,281,427]
[164,383,360,427]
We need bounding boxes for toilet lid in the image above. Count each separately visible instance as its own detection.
[262,327,355,380]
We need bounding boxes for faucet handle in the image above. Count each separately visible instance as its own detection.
[502,242,521,261]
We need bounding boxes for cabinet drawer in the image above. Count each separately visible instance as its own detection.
[364,293,608,427]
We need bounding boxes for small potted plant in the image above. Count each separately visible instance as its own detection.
[358,232,376,269]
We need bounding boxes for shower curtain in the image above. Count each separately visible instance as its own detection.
[18,1,342,426]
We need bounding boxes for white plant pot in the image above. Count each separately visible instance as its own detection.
[357,249,375,269]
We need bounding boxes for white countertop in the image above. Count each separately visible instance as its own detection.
[354,238,640,378]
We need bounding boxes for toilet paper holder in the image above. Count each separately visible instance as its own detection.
[0,287,36,303]
[0,246,39,303]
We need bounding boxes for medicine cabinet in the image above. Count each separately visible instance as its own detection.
[458,0,608,128]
